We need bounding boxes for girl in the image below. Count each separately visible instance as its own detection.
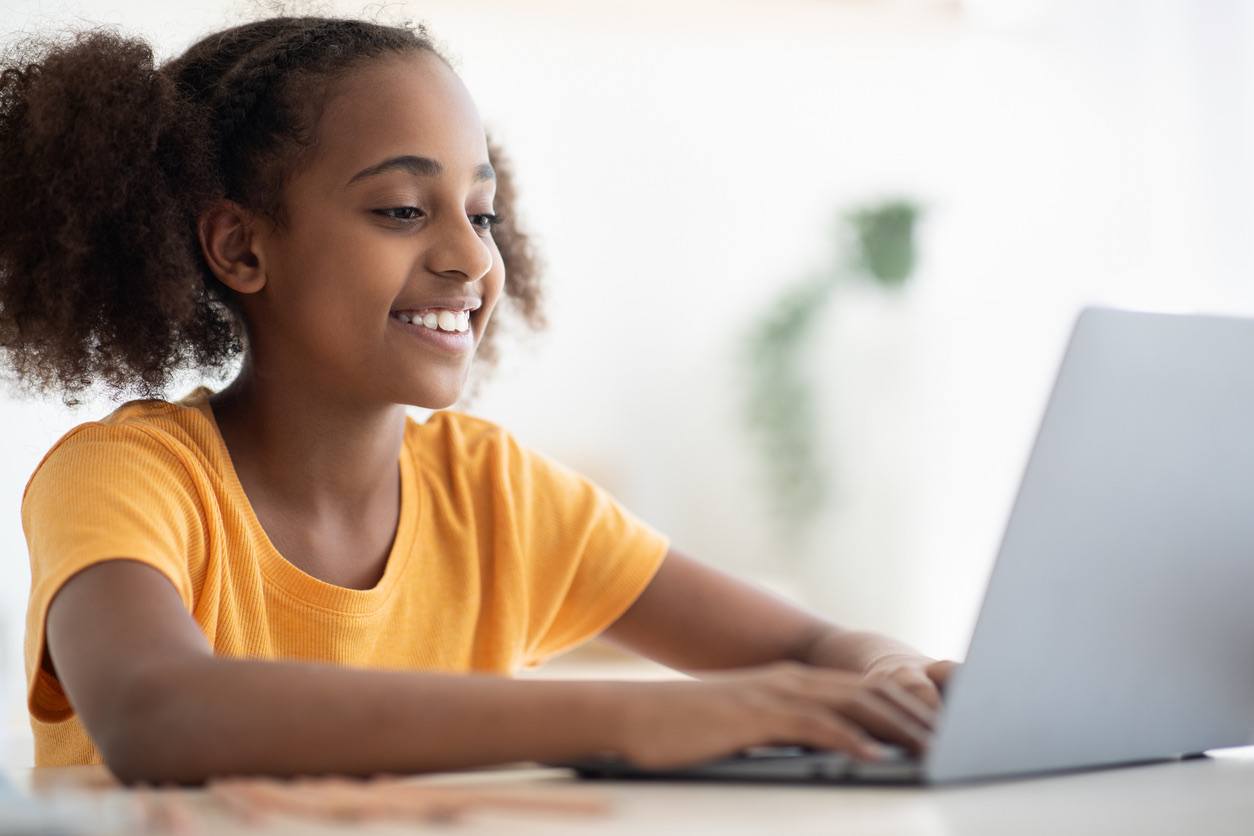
[0,15,955,783]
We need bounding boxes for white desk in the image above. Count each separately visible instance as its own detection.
[8,747,1254,835]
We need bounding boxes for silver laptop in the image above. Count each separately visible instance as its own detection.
[553,306,1254,784]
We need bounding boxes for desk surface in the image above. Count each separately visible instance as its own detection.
[8,747,1254,836]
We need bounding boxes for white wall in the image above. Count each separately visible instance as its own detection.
[2,0,1252,766]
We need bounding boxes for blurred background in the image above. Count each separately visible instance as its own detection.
[2,0,1252,767]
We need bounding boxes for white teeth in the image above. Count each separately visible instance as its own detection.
[392,308,474,333]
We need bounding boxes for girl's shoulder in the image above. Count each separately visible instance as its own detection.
[50,384,213,430]
[404,409,595,500]
[404,407,516,474]
[24,386,222,502]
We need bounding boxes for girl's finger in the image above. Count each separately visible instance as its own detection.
[891,670,942,711]
[780,706,886,761]
[926,661,959,690]
[836,692,933,754]
[867,677,940,730]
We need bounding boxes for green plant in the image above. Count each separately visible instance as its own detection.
[738,198,922,551]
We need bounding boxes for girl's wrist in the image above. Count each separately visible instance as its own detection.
[797,627,931,674]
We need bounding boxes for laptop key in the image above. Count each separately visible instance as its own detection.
[732,745,811,760]
[847,746,925,782]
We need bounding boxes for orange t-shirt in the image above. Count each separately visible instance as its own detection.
[21,386,670,767]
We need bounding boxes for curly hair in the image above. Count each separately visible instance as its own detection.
[0,16,545,405]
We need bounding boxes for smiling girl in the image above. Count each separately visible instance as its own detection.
[0,15,954,783]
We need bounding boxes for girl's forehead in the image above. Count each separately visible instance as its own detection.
[312,52,488,184]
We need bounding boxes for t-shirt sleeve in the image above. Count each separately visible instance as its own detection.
[21,422,205,722]
[501,430,671,671]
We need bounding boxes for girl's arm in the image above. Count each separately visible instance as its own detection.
[46,560,630,785]
[599,547,951,684]
[48,557,940,781]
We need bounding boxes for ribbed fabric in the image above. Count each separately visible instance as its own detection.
[21,386,670,767]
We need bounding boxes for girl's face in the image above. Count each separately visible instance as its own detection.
[246,50,503,410]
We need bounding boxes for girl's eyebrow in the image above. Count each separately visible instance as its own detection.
[345,155,495,187]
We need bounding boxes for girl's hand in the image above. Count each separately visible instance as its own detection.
[861,655,961,711]
[613,660,937,771]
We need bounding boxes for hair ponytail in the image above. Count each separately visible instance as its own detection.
[0,28,238,403]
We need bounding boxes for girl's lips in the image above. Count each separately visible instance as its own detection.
[389,312,474,355]
[390,297,482,315]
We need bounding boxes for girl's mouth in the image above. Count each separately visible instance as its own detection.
[389,308,475,355]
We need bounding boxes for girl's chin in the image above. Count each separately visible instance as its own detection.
[397,376,469,411]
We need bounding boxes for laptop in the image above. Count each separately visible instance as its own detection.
[550,306,1254,785]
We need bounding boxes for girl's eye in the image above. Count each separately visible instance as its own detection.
[372,209,500,232]
[374,207,425,222]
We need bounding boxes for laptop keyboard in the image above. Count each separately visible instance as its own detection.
[555,744,924,784]
[727,744,923,782]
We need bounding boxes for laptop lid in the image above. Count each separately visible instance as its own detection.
[925,306,1254,783]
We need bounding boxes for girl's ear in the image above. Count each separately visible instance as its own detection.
[197,199,269,295]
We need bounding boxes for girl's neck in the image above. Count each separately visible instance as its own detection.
[207,363,407,518]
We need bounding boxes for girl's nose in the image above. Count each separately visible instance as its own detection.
[425,215,494,281]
